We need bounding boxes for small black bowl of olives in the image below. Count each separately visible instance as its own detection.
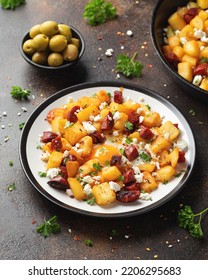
[20,21,85,70]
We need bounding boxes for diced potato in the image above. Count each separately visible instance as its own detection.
[179,24,195,40]
[168,35,181,49]
[78,136,93,157]
[60,138,72,152]
[197,0,208,9]
[96,90,111,103]
[168,12,186,30]
[51,117,61,133]
[109,102,129,115]
[177,7,188,18]
[178,62,193,82]
[190,15,204,30]
[183,40,200,57]
[166,25,175,38]
[182,54,198,67]
[200,46,208,58]
[66,160,79,177]
[172,46,185,60]
[163,45,172,54]
[138,163,155,172]
[69,148,84,165]
[123,100,140,111]
[92,182,116,205]
[158,150,170,167]
[102,166,122,181]
[114,112,128,131]
[67,178,86,200]
[100,108,110,120]
[76,104,99,122]
[169,147,179,168]
[59,118,68,134]
[42,142,52,154]
[199,77,208,90]
[140,171,159,193]
[63,102,81,117]
[198,10,208,21]
[46,108,65,123]
[46,151,63,170]
[64,122,87,145]
[142,112,162,128]
[79,159,100,176]
[157,165,176,182]
[129,131,145,142]
[158,121,180,141]
[150,136,171,154]
[78,96,100,108]
[204,19,208,33]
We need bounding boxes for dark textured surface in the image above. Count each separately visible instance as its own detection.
[0,0,207,260]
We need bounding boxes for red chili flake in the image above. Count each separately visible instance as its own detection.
[147,64,153,68]
[97,35,103,40]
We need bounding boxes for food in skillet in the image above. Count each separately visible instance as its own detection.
[163,0,208,91]
[22,21,80,67]
[38,88,187,206]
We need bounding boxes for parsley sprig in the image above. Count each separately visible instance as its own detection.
[83,0,116,26]
[36,216,61,238]
[116,52,143,77]
[178,205,208,239]
[10,85,30,100]
[0,0,25,9]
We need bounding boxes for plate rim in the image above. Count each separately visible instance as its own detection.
[19,81,196,218]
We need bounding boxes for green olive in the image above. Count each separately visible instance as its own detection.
[40,21,59,37]
[49,35,67,52]
[58,24,72,42]
[29,24,41,38]
[33,34,49,51]
[63,44,78,61]
[47,52,63,67]
[23,39,36,55]
[71,38,80,49]
[32,51,48,65]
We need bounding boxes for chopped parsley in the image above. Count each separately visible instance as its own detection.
[125,121,134,131]
[140,152,151,162]
[116,52,143,77]
[9,160,13,167]
[0,0,25,9]
[93,162,102,171]
[10,85,30,100]
[86,194,95,206]
[83,0,117,26]
[84,239,93,247]
[36,216,61,238]
[178,205,208,239]
[38,171,47,177]
[8,183,16,191]
[19,122,25,130]
[125,137,133,144]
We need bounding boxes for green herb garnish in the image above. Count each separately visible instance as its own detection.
[178,205,208,239]
[8,183,16,191]
[19,122,25,130]
[93,162,102,171]
[0,0,25,9]
[140,152,151,162]
[83,0,116,26]
[125,121,134,131]
[38,171,47,177]
[84,239,93,247]
[125,137,133,144]
[36,216,61,238]
[116,52,143,77]
[10,86,30,100]
[9,160,13,167]
[86,194,95,206]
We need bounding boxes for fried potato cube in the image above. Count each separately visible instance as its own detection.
[46,151,63,170]
[150,136,171,154]
[142,112,162,128]
[102,166,122,181]
[140,171,159,193]
[66,160,79,178]
[109,102,129,115]
[76,104,99,122]
[197,0,208,9]
[168,35,181,49]
[59,118,67,134]
[96,90,111,103]
[199,77,208,91]
[67,178,86,200]
[129,131,145,142]
[173,46,185,60]
[190,15,204,30]
[179,24,195,40]
[78,136,93,157]
[168,12,186,30]
[198,10,208,21]
[158,121,180,142]
[178,62,193,82]
[158,150,170,167]
[64,122,87,145]
[92,182,116,205]
[79,159,100,176]
[182,54,198,67]
[157,166,176,182]
[114,112,128,131]
[183,40,200,58]
[169,147,179,168]
[123,100,140,111]
[138,163,155,172]
[78,96,100,108]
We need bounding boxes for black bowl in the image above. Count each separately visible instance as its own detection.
[151,0,208,103]
[20,25,85,70]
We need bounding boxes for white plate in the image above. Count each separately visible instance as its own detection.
[19,81,196,217]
